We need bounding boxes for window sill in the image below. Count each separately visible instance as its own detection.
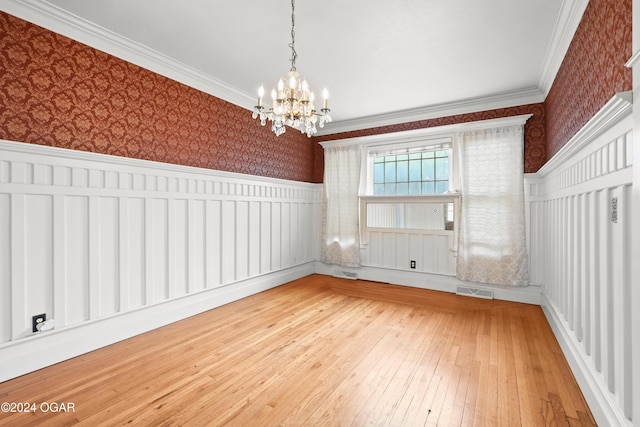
[359,193,460,203]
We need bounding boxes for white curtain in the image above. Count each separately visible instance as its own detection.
[321,145,361,267]
[456,125,528,286]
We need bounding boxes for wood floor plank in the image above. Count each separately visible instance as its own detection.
[356,308,430,426]
[239,300,384,425]
[385,311,446,426]
[460,361,481,426]
[0,275,595,426]
[327,305,415,424]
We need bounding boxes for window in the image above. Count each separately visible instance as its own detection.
[361,138,458,233]
[368,137,455,196]
[369,141,452,196]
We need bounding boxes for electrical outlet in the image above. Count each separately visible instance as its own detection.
[32,313,46,333]
[410,260,416,269]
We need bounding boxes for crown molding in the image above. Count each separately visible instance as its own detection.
[0,0,257,110]
[320,114,533,149]
[315,88,543,137]
[536,0,589,97]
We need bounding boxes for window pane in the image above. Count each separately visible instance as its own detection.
[422,151,435,159]
[374,183,384,194]
[374,163,384,183]
[396,159,408,182]
[384,183,396,194]
[422,181,435,194]
[409,182,421,194]
[409,153,421,160]
[422,159,435,181]
[409,159,421,181]
[374,156,384,163]
[435,157,449,180]
[396,154,408,161]
[435,150,448,157]
[397,183,409,194]
[384,162,396,182]
[435,180,448,194]
[385,155,396,162]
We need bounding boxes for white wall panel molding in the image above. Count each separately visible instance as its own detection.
[0,140,321,202]
[357,195,461,277]
[541,293,629,427]
[629,9,640,420]
[360,231,456,277]
[9,193,26,341]
[0,139,321,382]
[525,92,634,426]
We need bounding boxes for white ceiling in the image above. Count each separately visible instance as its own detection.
[3,0,588,135]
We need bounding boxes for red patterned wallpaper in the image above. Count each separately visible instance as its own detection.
[2,0,630,182]
[545,0,632,160]
[316,104,546,173]
[0,12,320,183]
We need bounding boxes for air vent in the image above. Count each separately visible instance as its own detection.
[333,270,358,280]
[456,286,494,299]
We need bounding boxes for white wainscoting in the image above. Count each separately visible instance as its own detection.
[364,230,455,275]
[359,195,458,276]
[0,139,322,382]
[525,92,634,427]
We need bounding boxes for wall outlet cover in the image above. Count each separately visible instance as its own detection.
[32,313,46,333]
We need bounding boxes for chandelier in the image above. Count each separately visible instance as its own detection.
[252,0,332,137]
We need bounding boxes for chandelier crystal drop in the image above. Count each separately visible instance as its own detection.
[252,0,331,137]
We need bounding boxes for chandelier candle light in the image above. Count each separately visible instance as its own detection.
[252,0,332,137]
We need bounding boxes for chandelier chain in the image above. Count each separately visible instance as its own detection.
[289,0,297,71]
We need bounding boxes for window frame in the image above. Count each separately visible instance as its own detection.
[357,133,460,248]
[371,145,452,196]
[361,135,458,197]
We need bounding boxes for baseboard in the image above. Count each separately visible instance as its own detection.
[0,263,314,383]
[313,262,542,305]
[540,293,631,427]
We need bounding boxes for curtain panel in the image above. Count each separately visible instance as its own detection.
[456,125,528,286]
[321,145,362,267]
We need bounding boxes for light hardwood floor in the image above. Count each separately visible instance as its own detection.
[0,275,595,426]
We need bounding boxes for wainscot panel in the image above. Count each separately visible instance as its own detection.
[525,92,634,427]
[0,139,322,382]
